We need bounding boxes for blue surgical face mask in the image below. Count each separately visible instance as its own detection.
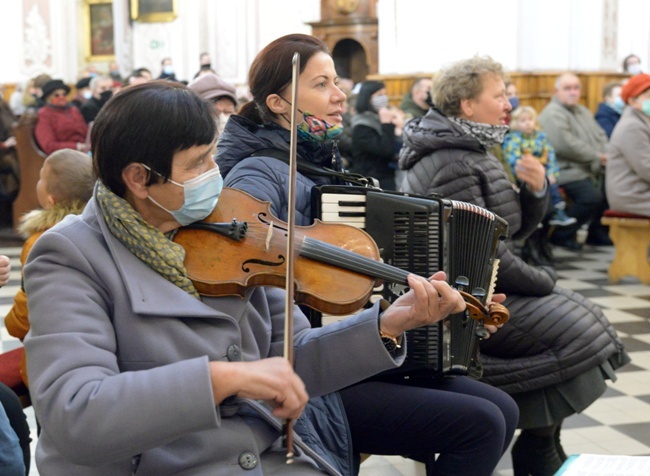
[143,164,223,226]
[642,100,650,117]
[612,96,625,114]
[163,65,174,75]
[370,94,389,111]
[508,97,520,110]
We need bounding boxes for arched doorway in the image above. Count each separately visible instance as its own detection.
[332,39,368,83]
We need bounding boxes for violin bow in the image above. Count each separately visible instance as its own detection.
[282,51,300,464]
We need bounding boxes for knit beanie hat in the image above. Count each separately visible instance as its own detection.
[621,73,650,104]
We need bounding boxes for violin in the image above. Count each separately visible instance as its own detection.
[173,187,509,326]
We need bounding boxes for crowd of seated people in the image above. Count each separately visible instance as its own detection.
[0,45,643,476]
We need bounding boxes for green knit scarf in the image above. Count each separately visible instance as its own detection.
[95,180,199,298]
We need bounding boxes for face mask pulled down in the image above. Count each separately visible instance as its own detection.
[280,96,342,143]
[144,164,223,226]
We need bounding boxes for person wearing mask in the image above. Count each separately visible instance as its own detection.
[595,81,624,138]
[23,73,51,110]
[217,33,519,476]
[71,77,92,110]
[399,78,433,120]
[80,76,114,124]
[623,54,643,75]
[399,55,629,476]
[108,61,122,83]
[605,73,650,217]
[187,73,237,137]
[22,79,481,475]
[34,79,89,154]
[158,57,177,81]
[349,80,400,190]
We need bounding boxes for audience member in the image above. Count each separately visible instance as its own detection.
[605,73,650,217]
[134,67,153,81]
[595,81,624,138]
[194,51,216,78]
[108,61,122,83]
[0,94,18,207]
[538,73,610,249]
[124,71,148,87]
[504,106,575,227]
[399,55,629,476]
[217,34,518,476]
[8,81,27,117]
[23,73,51,110]
[80,76,114,123]
[22,79,483,475]
[5,148,93,389]
[623,54,643,75]
[71,77,92,110]
[187,73,237,136]
[158,57,177,81]
[399,77,432,120]
[349,80,400,189]
[0,382,28,475]
[34,79,89,154]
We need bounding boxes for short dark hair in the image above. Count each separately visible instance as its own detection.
[602,81,622,99]
[91,80,216,197]
[238,34,330,124]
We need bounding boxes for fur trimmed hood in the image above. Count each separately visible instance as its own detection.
[18,200,86,239]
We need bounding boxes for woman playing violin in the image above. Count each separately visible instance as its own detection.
[23,80,467,474]
[216,34,519,476]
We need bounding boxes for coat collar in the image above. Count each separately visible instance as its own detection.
[87,198,234,319]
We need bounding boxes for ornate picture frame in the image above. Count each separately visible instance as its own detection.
[130,0,178,23]
[83,0,115,62]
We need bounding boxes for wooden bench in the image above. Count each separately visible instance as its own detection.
[0,347,31,408]
[12,110,46,230]
[601,210,650,284]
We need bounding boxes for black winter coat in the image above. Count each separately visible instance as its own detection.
[398,108,629,394]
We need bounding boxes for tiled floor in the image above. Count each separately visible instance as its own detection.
[2,237,650,476]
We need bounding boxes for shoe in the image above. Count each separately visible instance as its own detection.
[585,234,613,246]
[550,238,583,251]
[548,209,577,227]
[512,431,564,476]
[555,425,568,462]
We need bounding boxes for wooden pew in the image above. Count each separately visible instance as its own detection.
[601,210,650,284]
[12,110,46,229]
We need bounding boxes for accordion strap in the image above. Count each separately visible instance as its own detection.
[249,148,379,188]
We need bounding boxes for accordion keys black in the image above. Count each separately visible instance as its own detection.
[311,185,508,379]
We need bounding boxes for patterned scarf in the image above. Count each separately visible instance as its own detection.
[95,180,200,298]
[449,117,509,150]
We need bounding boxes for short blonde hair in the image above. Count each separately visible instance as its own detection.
[432,56,508,117]
[44,149,94,204]
[509,106,538,131]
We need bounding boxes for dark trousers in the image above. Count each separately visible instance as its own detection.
[551,178,607,242]
[0,382,30,474]
[340,376,519,476]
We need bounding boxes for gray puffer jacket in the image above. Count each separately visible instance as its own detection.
[398,108,629,394]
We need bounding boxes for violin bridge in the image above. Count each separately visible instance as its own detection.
[265,221,274,252]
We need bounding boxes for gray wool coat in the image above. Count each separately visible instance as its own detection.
[605,106,650,216]
[398,108,628,395]
[23,196,404,475]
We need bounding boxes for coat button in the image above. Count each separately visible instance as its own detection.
[238,451,258,470]
[227,344,241,361]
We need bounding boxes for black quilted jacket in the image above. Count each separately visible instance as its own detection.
[398,108,629,394]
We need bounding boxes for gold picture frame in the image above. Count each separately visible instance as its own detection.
[83,0,115,62]
[130,0,178,23]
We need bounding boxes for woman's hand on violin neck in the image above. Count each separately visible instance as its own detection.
[209,358,309,420]
[379,272,466,337]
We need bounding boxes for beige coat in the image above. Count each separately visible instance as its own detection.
[606,107,650,216]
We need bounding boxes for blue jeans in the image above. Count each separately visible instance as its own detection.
[551,178,607,242]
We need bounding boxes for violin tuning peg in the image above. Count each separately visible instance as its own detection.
[471,287,486,300]
[454,276,469,291]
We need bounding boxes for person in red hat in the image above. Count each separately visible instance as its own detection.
[605,73,650,217]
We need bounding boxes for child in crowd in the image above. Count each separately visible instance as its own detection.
[503,106,576,226]
[4,148,94,387]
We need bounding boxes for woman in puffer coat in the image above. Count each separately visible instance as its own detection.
[399,56,630,476]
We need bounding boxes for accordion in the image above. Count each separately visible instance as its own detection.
[311,185,508,378]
